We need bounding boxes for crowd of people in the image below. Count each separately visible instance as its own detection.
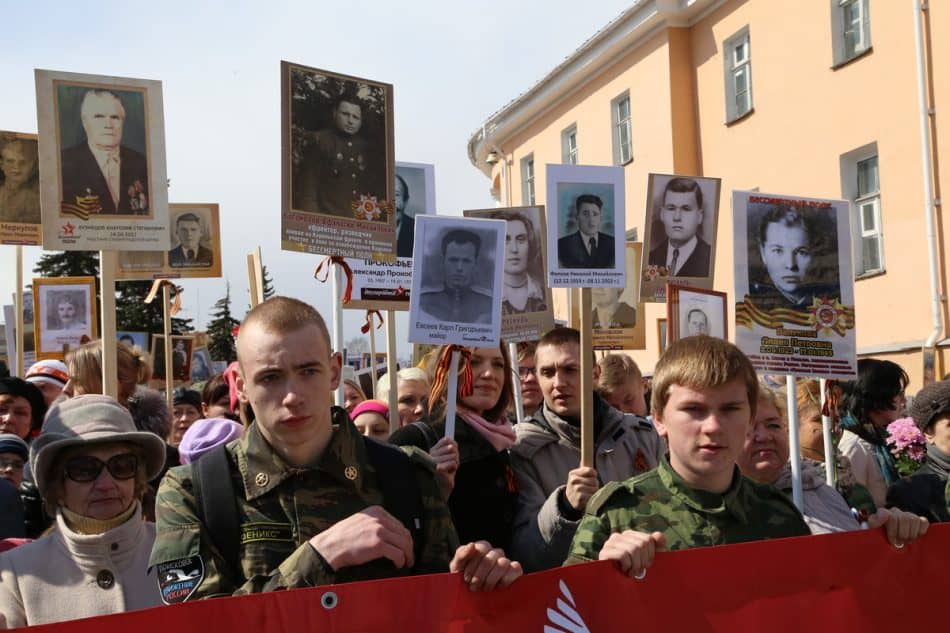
[0,295,945,626]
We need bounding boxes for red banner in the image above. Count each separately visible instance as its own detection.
[26,525,948,632]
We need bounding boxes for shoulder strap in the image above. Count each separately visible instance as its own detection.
[192,445,241,580]
[363,437,426,563]
[585,480,625,516]
[410,420,440,451]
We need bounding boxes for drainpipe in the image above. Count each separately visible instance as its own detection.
[913,0,943,378]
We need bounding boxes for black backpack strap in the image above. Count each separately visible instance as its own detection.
[363,437,426,564]
[410,420,440,451]
[191,445,241,581]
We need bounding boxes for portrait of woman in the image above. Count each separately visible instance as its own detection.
[490,209,547,315]
[0,136,41,225]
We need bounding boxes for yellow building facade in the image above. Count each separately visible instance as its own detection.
[468,0,947,390]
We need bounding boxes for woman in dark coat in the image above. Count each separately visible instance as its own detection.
[389,343,518,550]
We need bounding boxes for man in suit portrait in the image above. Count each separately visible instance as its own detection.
[591,286,636,329]
[557,193,615,269]
[648,177,711,277]
[395,173,414,258]
[60,89,149,215]
[419,229,493,324]
[686,308,709,336]
[168,212,213,267]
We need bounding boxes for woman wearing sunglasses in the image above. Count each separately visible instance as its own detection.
[0,395,166,627]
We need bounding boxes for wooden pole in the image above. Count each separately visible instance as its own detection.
[246,254,260,308]
[579,287,594,468]
[385,310,398,434]
[252,246,265,304]
[786,375,803,511]
[163,284,173,406]
[14,247,24,377]
[444,349,461,440]
[99,251,119,399]
[368,312,378,393]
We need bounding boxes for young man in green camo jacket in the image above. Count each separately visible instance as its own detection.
[149,297,521,602]
[565,337,810,576]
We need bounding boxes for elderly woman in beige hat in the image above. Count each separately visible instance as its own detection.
[0,395,166,627]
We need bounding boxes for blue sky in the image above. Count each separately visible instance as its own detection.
[1,0,633,358]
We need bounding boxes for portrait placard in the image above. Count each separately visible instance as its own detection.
[35,69,169,251]
[640,173,722,302]
[593,242,646,351]
[667,284,728,343]
[281,61,396,261]
[113,203,222,280]
[0,131,42,245]
[464,205,554,343]
[408,215,505,346]
[733,191,856,379]
[117,331,147,349]
[190,346,213,383]
[33,276,97,359]
[345,162,436,310]
[546,164,625,288]
[150,334,195,387]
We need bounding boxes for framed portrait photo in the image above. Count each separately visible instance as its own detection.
[666,284,728,344]
[117,331,147,350]
[35,69,170,252]
[150,334,195,387]
[464,205,554,343]
[114,203,222,280]
[190,346,213,383]
[408,215,505,346]
[0,131,42,245]
[344,161,437,311]
[281,61,396,261]
[32,276,97,359]
[640,173,722,302]
[593,242,646,351]
[733,191,856,379]
[546,164,626,288]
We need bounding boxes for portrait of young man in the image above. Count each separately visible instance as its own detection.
[557,193,615,269]
[168,211,213,267]
[59,87,149,216]
[648,177,710,277]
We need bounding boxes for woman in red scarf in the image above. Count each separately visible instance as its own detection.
[389,343,517,551]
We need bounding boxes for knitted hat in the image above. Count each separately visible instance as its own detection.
[0,434,28,461]
[25,360,69,388]
[178,418,244,465]
[351,399,389,422]
[909,380,950,433]
[30,394,166,498]
[172,387,202,410]
[0,377,47,433]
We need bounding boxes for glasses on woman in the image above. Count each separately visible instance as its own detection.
[0,459,24,472]
[64,454,138,482]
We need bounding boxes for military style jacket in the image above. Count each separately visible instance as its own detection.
[149,408,458,602]
[566,457,810,564]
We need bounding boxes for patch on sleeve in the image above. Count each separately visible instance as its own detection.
[157,556,205,604]
[240,521,294,545]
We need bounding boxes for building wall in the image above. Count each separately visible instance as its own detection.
[481,0,946,391]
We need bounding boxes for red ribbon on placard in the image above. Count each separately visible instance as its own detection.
[428,345,473,415]
[20,526,949,633]
[314,257,354,305]
[360,310,383,334]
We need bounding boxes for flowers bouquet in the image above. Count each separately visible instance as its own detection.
[885,417,927,476]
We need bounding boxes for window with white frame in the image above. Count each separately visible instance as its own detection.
[724,29,752,122]
[561,125,578,164]
[840,144,884,276]
[832,0,871,65]
[855,156,883,274]
[521,155,535,205]
[611,92,633,165]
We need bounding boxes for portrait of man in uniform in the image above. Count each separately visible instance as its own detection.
[59,88,150,216]
[418,228,493,325]
[557,193,615,269]
[168,211,213,267]
[152,335,193,383]
[648,177,710,277]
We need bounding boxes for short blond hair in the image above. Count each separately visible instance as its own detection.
[66,340,151,405]
[596,353,642,398]
[651,337,759,418]
[238,296,331,358]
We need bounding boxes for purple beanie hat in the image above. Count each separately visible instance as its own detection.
[178,418,244,465]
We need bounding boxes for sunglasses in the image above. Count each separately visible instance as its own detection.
[64,454,139,483]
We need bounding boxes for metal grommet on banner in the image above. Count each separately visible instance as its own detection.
[895,543,905,550]
[633,569,647,580]
[321,592,338,610]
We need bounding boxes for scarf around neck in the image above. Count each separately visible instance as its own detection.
[457,405,516,452]
[925,442,950,478]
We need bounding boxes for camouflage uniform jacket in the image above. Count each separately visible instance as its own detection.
[566,457,810,564]
[149,407,458,601]
[510,396,665,572]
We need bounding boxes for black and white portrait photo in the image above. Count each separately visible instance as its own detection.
[0,132,41,242]
[546,164,625,289]
[33,277,96,359]
[152,335,194,384]
[169,207,214,268]
[394,162,435,259]
[641,173,721,302]
[409,215,505,346]
[667,284,728,343]
[592,242,646,351]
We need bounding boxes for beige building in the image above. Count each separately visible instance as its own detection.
[468,0,947,390]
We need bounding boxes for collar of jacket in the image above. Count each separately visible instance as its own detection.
[238,406,368,500]
[535,392,616,444]
[656,455,748,522]
[54,501,148,569]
